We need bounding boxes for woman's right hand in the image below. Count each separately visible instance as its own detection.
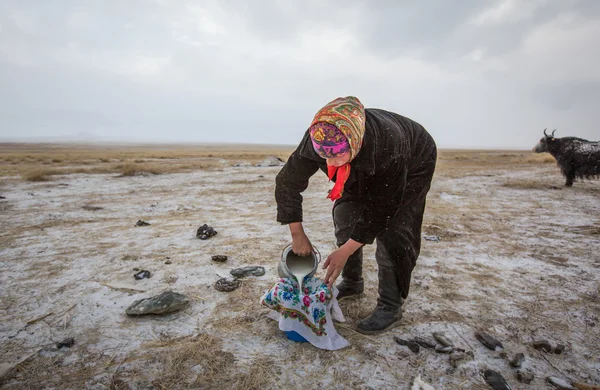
[291,232,313,256]
[289,222,312,256]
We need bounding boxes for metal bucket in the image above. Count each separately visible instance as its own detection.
[277,243,321,281]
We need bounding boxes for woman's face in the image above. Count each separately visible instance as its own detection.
[326,151,351,167]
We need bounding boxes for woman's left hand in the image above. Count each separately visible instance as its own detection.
[323,248,350,289]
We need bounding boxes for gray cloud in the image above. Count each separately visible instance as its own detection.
[0,0,598,148]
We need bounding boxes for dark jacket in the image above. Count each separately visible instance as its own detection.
[275,108,437,245]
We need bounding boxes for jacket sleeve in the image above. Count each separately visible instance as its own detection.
[349,159,407,244]
[275,133,320,225]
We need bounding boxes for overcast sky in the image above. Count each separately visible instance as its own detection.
[0,0,598,148]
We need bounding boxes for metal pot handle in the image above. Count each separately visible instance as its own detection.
[311,245,321,265]
[283,244,321,263]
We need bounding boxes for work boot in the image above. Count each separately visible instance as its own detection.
[335,247,364,300]
[336,278,364,300]
[356,266,404,334]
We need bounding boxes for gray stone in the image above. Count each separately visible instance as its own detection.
[230,266,266,278]
[435,345,454,353]
[125,291,190,316]
[475,331,504,350]
[547,377,577,390]
[432,332,453,347]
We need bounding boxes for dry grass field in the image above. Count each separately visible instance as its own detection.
[0,143,598,389]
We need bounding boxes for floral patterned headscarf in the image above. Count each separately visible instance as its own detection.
[308,96,366,201]
[309,96,366,161]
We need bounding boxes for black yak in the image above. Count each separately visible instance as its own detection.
[533,128,600,186]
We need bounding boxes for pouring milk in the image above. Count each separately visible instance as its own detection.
[285,252,315,292]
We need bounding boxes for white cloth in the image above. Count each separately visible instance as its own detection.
[260,276,350,350]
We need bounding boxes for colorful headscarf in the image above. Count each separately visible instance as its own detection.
[308,96,366,201]
[309,96,365,160]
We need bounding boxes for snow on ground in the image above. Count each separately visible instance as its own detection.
[0,162,599,389]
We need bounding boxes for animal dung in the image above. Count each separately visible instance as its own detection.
[196,224,217,240]
[412,337,436,349]
[532,340,553,353]
[215,277,240,292]
[475,331,504,350]
[230,266,266,278]
[449,350,473,368]
[56,337,75,349]
[516,369,534,384]
[212,255,228,262]
[509,352,525,368]
[483,369,512,390]
[134,270,151,280]
[554,344,566,354]
[394,337,420,353]
[135,220,150,227]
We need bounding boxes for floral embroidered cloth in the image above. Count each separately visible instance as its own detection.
[260,276,350,350]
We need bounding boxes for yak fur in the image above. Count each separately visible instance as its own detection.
[533,129,600,186]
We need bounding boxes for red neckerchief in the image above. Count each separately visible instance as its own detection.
[327,163,351,201]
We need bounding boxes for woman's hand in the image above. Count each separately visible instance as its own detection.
[323,239,363,289]
[291,232,313,256]
[323,248,351,289]
[289,222,312,256]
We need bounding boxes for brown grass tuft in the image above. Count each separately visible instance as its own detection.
[119,163,161,177]
[22,168,60,182]
[502,179,553,190]
[231,356,277,390]
[148,333,235,389]
[525,154,556,164]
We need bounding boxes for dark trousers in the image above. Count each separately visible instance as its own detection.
[333,148,436,306]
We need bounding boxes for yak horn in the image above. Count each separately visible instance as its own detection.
[551,129,556,137]
[543,128,548,136]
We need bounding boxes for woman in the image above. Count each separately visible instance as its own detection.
[275,96,437,334]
